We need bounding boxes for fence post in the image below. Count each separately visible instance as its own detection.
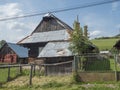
[29,64,33,85]
[44,65,47,76]
[33,64,36,76]
[114,54,118,81]
[7,65,10,81]
[19,64,22,74]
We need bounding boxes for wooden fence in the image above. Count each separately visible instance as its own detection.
[72,54,120,82]
[0,61,73,85]
[0,64,33,85]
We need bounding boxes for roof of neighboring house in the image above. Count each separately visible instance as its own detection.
[19,29,71,44]
[7,43,28,58]
[38,41,73,58]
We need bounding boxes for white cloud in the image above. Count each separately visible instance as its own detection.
[81,13,112,39]
[90,30,101,38]
[112,2,118,11]
[0,3,36,43]
[0,3,23,18]
[0,21,35,43]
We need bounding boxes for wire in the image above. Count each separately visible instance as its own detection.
[0,0,119,21]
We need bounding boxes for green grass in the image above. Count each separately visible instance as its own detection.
[91,38,119,50]
[1,75,120,90]
[0,67,20,83]
[1,59,120,90]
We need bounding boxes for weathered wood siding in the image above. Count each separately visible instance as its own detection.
[32,16,72,33]
[42,56,73,75]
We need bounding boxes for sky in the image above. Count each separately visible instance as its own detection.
[0,0,120,43]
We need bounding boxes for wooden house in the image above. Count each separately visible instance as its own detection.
[18,13,73,75]
[0,42,28,64]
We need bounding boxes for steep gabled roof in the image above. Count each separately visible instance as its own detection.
[18,13,73,44]
[18,29,71,44]
[7,43,28,58]
[32,13,73,33]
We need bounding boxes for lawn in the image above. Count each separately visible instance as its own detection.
[0,67,20,83]
[91,38,119,51]
[1,75,120,90]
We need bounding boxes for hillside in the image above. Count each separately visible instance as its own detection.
[91,38,119,51]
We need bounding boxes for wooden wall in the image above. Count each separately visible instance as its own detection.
[43,56,73,75]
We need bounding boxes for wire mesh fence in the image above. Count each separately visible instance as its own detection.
[73,53,119,72]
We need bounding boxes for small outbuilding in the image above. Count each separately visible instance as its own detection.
[0,42,28,64]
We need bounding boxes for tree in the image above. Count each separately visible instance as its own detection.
[69,20,93,55]
[0,40,6,49]
[84,25,88,39]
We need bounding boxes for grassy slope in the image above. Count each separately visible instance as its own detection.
[91,38,119,51]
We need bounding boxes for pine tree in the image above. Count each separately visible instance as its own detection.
[84,25,88,39]
[69,20,97,55]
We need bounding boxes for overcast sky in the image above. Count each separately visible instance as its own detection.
[0,0,120,43]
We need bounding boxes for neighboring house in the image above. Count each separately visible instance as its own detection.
[18,13,73,75]
[113,40,120,64]
[0,42,28,64]
[113,40,120,50]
